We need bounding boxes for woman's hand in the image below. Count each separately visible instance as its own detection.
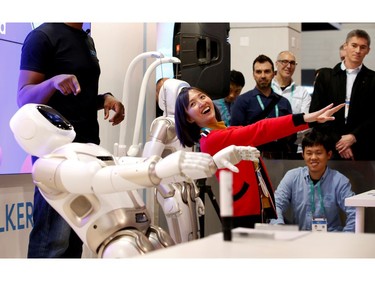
[304,103,345,123]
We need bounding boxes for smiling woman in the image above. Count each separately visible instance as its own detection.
[174,86,344,229]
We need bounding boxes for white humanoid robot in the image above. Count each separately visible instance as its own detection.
[10,103,260,258]
[141,78,202,243]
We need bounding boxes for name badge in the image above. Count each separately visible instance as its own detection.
[312,217,327,232]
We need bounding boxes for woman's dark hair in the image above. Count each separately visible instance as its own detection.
[175,86,222,148]
[301,128,334,153]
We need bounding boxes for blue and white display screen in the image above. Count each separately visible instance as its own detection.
[0,22,89,174]
[0,23,36,174]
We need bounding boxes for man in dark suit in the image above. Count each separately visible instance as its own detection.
[310,29,375,160]
[231,54,295,159]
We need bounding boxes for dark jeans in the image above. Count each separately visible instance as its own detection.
[28,156,82,258]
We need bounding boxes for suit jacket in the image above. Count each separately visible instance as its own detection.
[310,63,375,160]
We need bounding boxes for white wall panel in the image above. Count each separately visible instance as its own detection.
[230,23,302,93]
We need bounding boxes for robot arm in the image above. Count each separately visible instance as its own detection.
[10,103,218,195]
[11,104,259,194]
[95,150,217,193]
[32,148,218,195]
[142,117,178,158]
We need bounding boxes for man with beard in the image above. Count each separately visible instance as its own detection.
[231,54,294,159]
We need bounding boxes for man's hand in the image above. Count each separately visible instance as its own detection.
[338,146,355,160]
[213,145,260,173]
[52,74,81,95]
[103,94,125,126]
[336,134,356,153]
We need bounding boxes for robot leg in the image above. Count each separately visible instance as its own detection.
[156,181,204,244]
[98,229,155,258]
[97,226,175,258]
[146,225,176,249]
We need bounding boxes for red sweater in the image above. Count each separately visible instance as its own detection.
[200,115,308,217]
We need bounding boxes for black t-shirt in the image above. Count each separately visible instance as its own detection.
[20,23,101,144]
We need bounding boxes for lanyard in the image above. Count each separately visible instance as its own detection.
[256,95,279,117]
[290,84,295,98]
[309,180,326,218]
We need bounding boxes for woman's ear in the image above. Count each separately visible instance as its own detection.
[186,115,194,123]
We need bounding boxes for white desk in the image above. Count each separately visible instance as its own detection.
[345,189,375,233]
[140,228,375,258]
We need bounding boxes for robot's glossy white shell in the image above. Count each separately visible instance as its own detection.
[9,103,76,157]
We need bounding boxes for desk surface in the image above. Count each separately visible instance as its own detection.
[345,189,375,207]
[140,228,375,258]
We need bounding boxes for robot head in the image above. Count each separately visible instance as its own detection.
[158,78,190,116]
[9,104,76,157]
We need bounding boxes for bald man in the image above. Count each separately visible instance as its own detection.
[271,51,312,154]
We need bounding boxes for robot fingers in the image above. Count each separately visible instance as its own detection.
[213,145,261,173]
[155,151,216,181]
[236,146,260,163]
[179,152,217,179]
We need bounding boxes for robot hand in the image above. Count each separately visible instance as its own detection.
[127,143,143,157]
[213,145,260,173]
[156,151,216,183]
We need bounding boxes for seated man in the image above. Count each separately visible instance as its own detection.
[270,129,356,232]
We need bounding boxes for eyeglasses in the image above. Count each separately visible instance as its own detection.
[278,60,297,66]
